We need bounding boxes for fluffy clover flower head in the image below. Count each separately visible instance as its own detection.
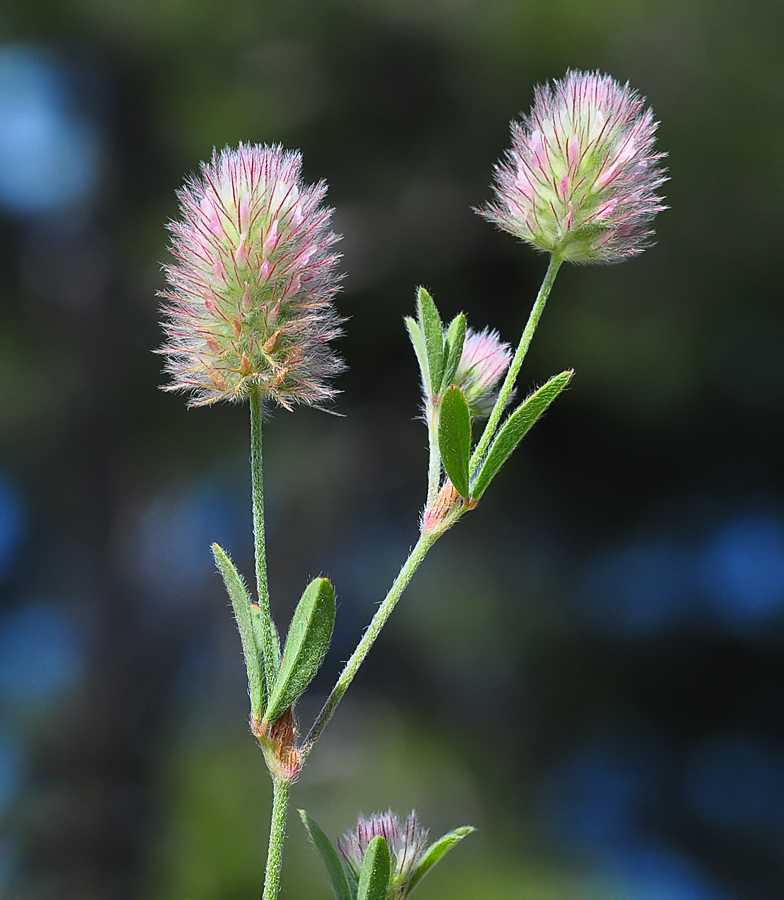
[159,144,343,408]
[453,327,511,417]
[482,70,667,263]
[338,810,428,897]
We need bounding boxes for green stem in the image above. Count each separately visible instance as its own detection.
[425,402,441,507]
[470,253,563,475]
[250,387,280,692]
[300,530,439,761]
[262,778,291,900]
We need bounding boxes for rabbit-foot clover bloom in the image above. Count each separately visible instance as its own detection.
[159,143,343,408]
[453,327,511,417]
[483,70,667,263]
[336,810,473,900]
[339,811,429,891]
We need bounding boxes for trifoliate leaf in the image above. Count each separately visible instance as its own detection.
[472,370,573,499]
[357,836,391,900]
[212,544,265,719]
[438,385,471,499]
[299,809,352,900]
[263,577,335,726]
[417,287,444,395]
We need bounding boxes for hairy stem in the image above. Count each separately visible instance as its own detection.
[300,530,439,760]
[470,254,562,475]
[262,778,291,900]
[250,387,280,691]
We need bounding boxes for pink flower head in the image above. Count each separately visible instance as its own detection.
[452,327,511,417]
[482,70,667,263]
[158,144,343,408]
[338,810,428,894]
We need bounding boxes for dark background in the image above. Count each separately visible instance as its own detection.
[0,0,783,898]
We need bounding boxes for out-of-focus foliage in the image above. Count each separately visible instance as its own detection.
[0,0,783,898]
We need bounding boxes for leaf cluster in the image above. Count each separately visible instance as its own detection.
[408,287,572,506]
[213,545,335,732]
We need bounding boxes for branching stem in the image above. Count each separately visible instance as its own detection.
[300,530,439,761]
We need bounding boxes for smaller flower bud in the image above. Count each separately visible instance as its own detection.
[452,327,511,418]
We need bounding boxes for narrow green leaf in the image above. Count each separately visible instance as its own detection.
[249,603,268,708]
[438,385,471,498]
[357,836,391,900]
[472,370,573,499]
[263,577,336,726]
[441,313,467,390]
[212,544,265,720]
[405,316,431,396]
[407,826,474,894]
[299,809,352,900]
[417,287,444,395]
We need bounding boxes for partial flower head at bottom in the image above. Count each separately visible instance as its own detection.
[335,809,473,900]
[302,807,473,900]
[339,810,428,891]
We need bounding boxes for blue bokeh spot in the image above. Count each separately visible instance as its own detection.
[578,541,692,637]
[542,737,662,851]
[608,846,730,900]
[0,729,24,816]
[685,732,780,832]
[0,600,85,701]
[0,473,26,580]
[132,482,246,605]
[0,45,101,215]
[698,515,784,627]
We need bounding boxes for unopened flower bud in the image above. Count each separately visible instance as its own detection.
[482,70,667,263]
[452,327,511,417]
[159,143,344,408]
[339,811,427,899]
[333,810,473,900]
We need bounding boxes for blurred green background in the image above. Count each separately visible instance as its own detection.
[0,0,783,898]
